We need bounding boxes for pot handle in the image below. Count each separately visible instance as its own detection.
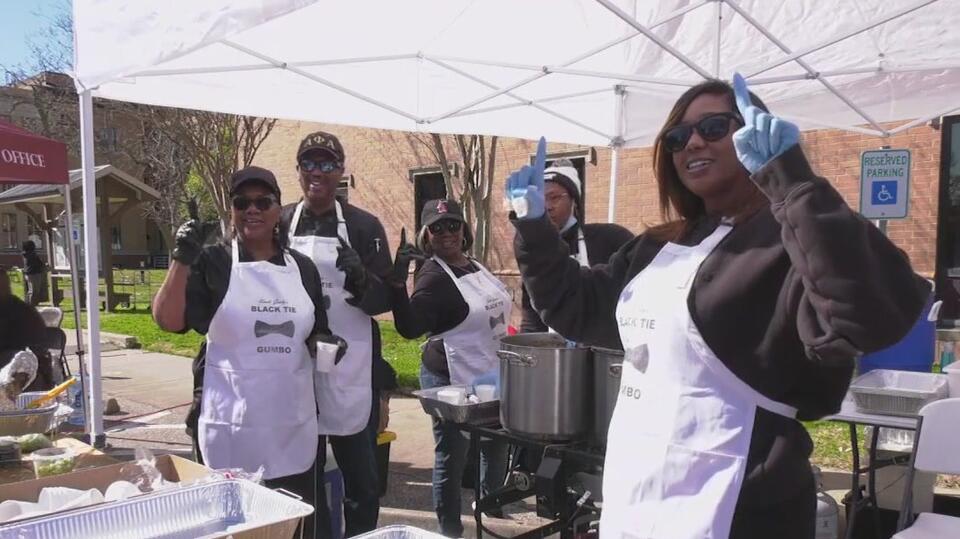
[497,350,537,367]
[608,363,622,377]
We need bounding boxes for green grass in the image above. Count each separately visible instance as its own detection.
[380,322,424,390]
[12,270,913,473]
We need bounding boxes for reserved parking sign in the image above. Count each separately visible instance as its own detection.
[859,149,910,219]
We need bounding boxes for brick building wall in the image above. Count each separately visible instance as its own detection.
[254,120,942,280]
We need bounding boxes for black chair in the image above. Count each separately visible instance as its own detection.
[38,327,70,383]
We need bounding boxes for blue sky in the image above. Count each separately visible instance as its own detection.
[0,0,66,71]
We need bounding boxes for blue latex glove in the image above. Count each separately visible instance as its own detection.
[731,73,800,174]
[504,137,548,219]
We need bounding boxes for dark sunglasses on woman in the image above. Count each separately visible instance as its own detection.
[299,159,342,173]
[428,220,463,234]
[232,195,277,211]
[663,112,742,153]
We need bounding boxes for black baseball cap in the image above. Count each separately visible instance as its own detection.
[421,198,464,227]
[230,166,281,201]
[297,131,345,162]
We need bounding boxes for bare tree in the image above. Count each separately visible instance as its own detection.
[411,133,501,266]
[146,109,276,231]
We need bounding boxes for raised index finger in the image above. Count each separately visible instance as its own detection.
[399,227,407,246]
[732,72,753,116]
[533,137,547,174]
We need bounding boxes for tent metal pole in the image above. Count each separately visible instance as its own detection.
[724,0,886,134]
[595,0,712,79]
[78,90,105,449]
[425,57,612,139]
[714,0,723,77]
[449,88,613,118]
[62,184,87,433]
[888,105,960,135]
[221,41,423,123]
[750,64,960,85]
[608,85,626,224]
[62,185,83,349]
[423,0,710,123]
[743,0,938,79]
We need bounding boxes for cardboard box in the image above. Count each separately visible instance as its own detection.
[0,454,211,504]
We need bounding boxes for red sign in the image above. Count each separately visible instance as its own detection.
[0,120,69,185]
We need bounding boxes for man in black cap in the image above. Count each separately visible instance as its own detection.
[520,159,633,339]
[281,131,396,538]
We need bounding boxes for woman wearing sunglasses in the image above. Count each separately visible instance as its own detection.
[507,75,928,539]
[388,198,509,538]
[153,166,343,539]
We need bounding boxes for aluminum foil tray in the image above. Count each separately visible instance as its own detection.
[355,525,448,539]
[413,385,500,426]
[850,369,948,417]
[0,479,313,539]
[0,393,61,436]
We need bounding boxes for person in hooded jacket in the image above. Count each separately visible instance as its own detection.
[519,158,633,340]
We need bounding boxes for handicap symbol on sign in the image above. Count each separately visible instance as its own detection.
[871,181,898,206]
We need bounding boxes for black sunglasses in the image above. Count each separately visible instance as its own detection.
[428,220,463,235]
[232,195,277,211]
[299,159,342,173]
[662,112,742,153]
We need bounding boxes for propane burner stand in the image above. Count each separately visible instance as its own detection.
[457,423,605,539]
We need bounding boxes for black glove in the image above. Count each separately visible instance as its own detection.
[336,236,367,291]
[311,333,349,365]
[390,227,425,287]
[172,199,205,266]
[172,220,204,265]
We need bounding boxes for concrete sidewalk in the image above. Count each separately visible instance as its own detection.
[64,345,542,536]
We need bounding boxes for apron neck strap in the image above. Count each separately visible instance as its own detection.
[289,199,350,245]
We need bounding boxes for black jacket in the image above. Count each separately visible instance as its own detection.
[520,221,633,340]
[22,251,46,275]
[281,198,398,392]
[513,145,929,516]
[391,259,480,376]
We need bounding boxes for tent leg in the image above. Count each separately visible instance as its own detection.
[62,185,87,426]
[608,85,626,224]
[607,146,620,224]
[78,90,105,449]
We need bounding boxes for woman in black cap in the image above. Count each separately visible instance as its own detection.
[389,198,509,538]
[153,166,343,539]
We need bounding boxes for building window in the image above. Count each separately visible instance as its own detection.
[97,127,119,152]
[111,225,122,250]
[410,168,448,230]
[337,175,352,201]
[0,214,17,249]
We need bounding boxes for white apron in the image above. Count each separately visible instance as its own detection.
[433,257,513,385]
[289,200,374,436]
[601,225,798,539]
[199,239,318,480]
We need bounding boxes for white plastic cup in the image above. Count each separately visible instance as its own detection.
[437,388,466,405]
[474,385,496,402]
[316,341,339,373]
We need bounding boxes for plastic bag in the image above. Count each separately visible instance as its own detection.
[0,349,38,411]
[116,447,174,493]
[16,433,52,453]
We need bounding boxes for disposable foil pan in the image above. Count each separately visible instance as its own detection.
[0,393,61,436]
[0,479,313,539]
[354,525,448,539]
[413,385,500,425]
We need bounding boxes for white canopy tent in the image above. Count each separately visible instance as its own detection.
[72,0,960,443]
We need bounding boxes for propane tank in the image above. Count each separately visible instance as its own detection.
[813,465,839,539]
